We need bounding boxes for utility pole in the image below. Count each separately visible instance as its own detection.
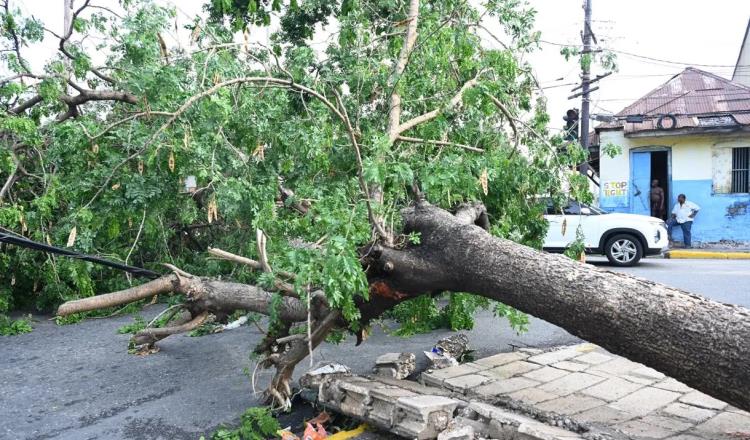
[579,0,593,176]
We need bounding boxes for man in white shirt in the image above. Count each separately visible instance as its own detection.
[667,194,700,248]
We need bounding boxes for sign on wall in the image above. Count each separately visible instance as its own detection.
[601,180,629,208]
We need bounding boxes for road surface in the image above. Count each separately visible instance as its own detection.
[1,257,747,439]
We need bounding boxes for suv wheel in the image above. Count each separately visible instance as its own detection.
[604,234,643,266]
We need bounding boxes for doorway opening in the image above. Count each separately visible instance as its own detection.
[650,151,669,220]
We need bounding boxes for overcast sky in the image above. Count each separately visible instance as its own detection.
[15,1,750,134]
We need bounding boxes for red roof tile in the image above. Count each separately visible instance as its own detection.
[597,67,750,135]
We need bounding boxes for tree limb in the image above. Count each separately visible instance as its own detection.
[484,92,520,157]
[387,0,420,140]
[131,310,209,346]
[395,73,483,138]
[396,135,483,153]
[0,160,19,203]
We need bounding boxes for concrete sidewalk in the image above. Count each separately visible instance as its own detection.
[664,249,750,259]
[423,343,750,439]
[310,343,750,439]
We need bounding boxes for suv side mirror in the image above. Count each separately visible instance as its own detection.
[580,207,591,215]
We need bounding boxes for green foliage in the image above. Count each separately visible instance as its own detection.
[203,407,280,440]
[117,315,147,334]
[601,142,623,158]
[1,0,587,336]
[0,315,33,336]
[563,225,586,261]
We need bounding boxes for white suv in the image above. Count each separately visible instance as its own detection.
[543,200,669,266]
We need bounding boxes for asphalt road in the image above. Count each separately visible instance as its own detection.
[1,256,748,440]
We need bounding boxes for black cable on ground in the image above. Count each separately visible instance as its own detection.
[0,228,160,279]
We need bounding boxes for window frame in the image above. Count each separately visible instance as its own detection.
[731,147,750,194]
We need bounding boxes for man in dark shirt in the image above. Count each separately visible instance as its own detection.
[650,179,665,219]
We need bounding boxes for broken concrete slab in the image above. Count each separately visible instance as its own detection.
[393,395,461,440]
[304,343,748,440]
[436,423,474,440]
[374,352,416,380]
[299,362,352,390]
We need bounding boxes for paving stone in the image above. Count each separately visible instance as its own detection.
[551,361,589,372]
[472,351,527,368]
[653,378,693,394]
[575,405,636,425]
[661,403,715,423]
[588,357,641,375]
[693,411,750,436]
[535,394,606,416]
[523,366,570,383]
[678,391,728,411]
[516,421,586,440]
[507,387,560,404]
[727,406,750,417]
[581,377,643,402]
[519,347,544,355]
[622,374,657,386]
[394,395,460,440]
[527,347,582,365]
[369,387,416,428]
[444,374,492,392]
[573,352,613,365]
[615,419,675,439]
[640,414,693,433]
[630,366,667,381]
[480,360,541,380]
[422,363,481,387]
[538,372,605,396]
[472,377,539,397]
[425,363,482,380]
[610,387,681,416]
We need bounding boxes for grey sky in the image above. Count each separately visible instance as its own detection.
[15,1,750,135]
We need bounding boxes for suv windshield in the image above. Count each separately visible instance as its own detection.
[543,199,606,215]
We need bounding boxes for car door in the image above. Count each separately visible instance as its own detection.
[545,201,581,248]
[545,201,601,249]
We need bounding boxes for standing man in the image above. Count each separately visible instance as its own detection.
[667,194,700,248]
[650,179,665,219]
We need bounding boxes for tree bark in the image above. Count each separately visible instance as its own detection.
[56,203,750,411]
[370,202,750,411]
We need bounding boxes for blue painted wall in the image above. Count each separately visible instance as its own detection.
[667,179,750,244]
[601,179,750,243]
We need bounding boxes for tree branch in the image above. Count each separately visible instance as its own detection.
[0,160,19,203]
[396,135,483,153]
[9,95,43,114]
[395,73,483,138]
[387,0,420,141]
[483,92,520,157]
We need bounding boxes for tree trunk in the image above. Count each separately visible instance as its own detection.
[368,202,750,411]
[57,203,750,411]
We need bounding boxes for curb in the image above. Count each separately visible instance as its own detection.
[665,250,750,259]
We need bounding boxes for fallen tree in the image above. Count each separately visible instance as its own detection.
[58,200,750,411]
[4,0,748,416]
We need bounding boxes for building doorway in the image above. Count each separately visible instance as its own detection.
[630,148,671,219]
[650,151,669,220]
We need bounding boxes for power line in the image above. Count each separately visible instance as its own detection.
[539,40,749,68]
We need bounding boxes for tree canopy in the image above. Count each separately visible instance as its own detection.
[0,0,589,333]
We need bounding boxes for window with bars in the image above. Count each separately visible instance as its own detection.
[732,147,750,193]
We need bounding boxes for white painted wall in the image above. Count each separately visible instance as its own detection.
[597,129,750,206]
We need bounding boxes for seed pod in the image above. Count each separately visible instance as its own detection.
[479,168,488,196]
[168,151,175,172]
[66,226,77,248]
